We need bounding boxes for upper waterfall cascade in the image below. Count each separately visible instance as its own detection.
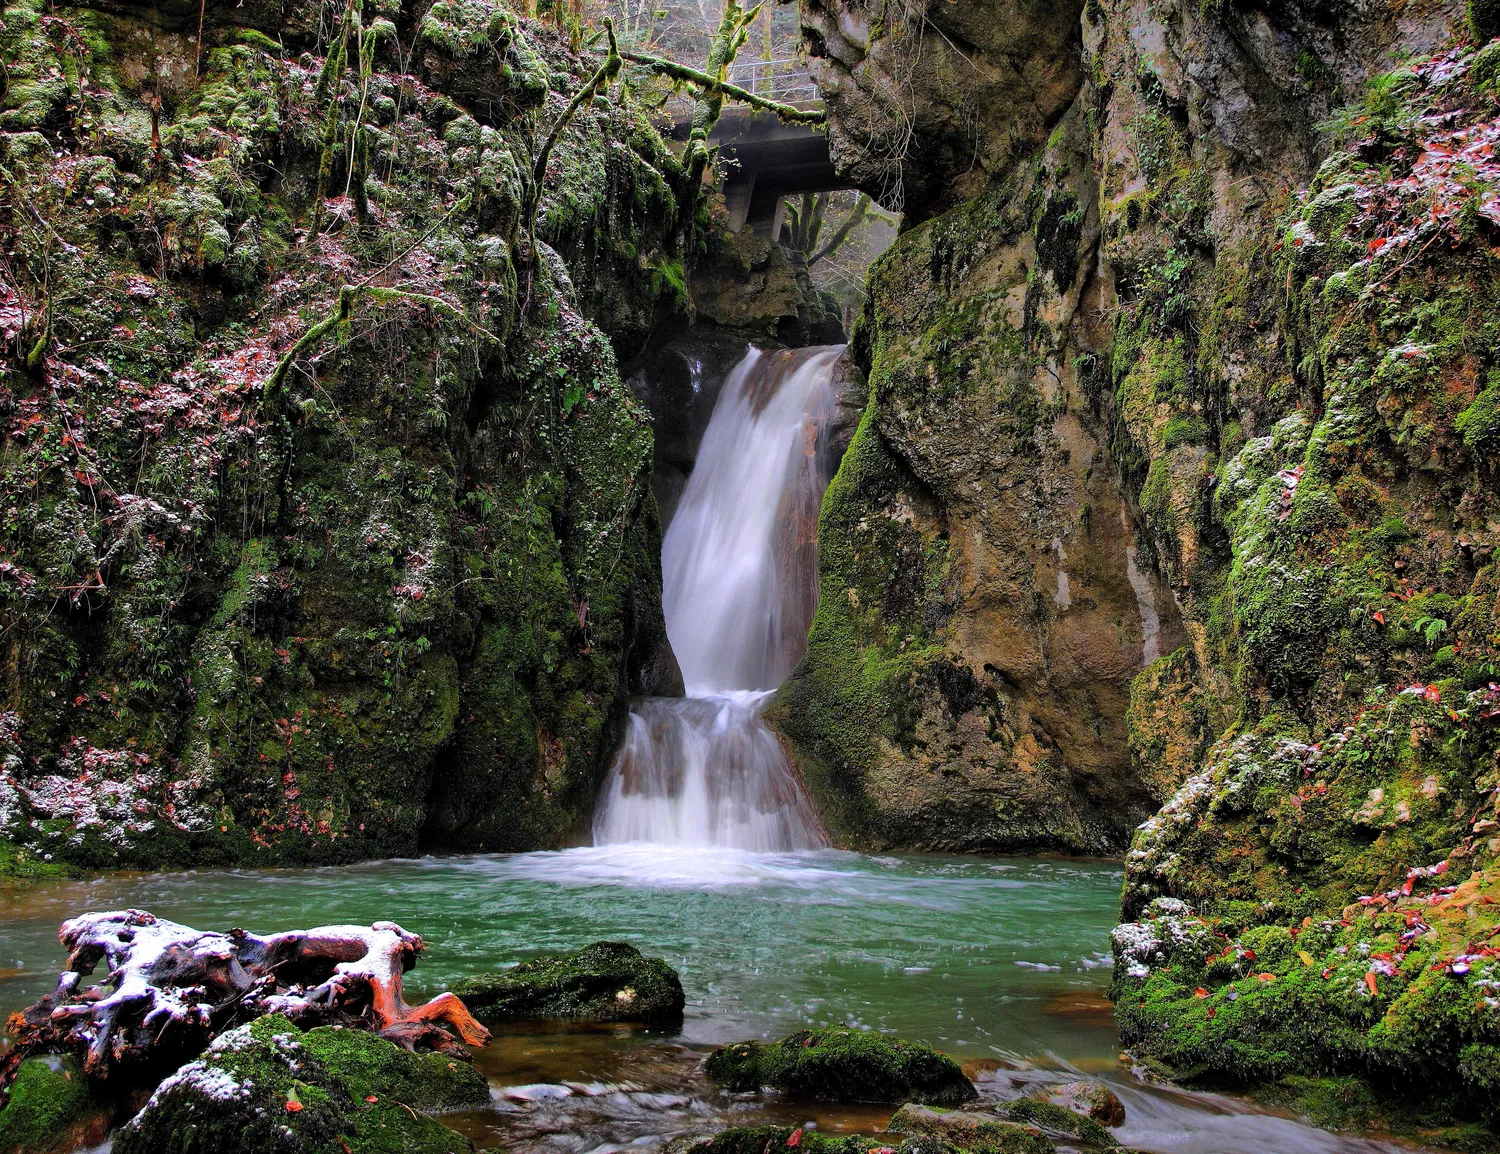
[593,346,844,851]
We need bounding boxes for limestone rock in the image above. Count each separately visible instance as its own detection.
[801,0,1084,220]
[772,99,1187,856]
[886,1103,1054,1154]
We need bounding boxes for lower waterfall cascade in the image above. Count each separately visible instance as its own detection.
[592,345,844,851]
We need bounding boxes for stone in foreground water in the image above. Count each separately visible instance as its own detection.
[451,940,685,1022]
[705,1026,976,1105]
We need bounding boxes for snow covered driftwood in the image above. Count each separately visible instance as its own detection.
[1,909,490,1093]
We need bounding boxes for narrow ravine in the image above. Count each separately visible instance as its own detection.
[0,343,1449,1154]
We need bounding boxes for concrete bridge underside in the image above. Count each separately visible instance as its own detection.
[670,107,847,239]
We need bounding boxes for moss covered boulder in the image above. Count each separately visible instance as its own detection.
[113,1014,488,1154]
[705,1027,975,1105]
[449,940,684,1022]
[0,1055,119,1154]
[886,1104,1055,1154]
[1027,1081,1125,1129]
[674,1127,923,1154]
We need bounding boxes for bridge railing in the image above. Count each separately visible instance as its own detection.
[723,57,819,103]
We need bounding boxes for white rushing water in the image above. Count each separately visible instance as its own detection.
[594,345,843,851]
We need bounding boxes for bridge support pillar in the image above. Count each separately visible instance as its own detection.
[724,172,756,233]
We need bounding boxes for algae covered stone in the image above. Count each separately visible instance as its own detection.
[449,940,685,1022]
[1028,1080,1125,1128]
[113,1014,488,1154]
[674,1127,945,1154]
[0,1055,118,1154]
[705,1026,976,1105]
[887,1103,1055,1153]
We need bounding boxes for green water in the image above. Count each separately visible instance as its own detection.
[0,847,1433,1153]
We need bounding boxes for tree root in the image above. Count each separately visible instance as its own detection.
[1,910,490,1097]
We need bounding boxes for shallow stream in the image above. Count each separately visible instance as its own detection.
[0,846,1437,1153]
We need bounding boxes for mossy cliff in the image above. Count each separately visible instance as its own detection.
[772,70,1185,855]
[0,0,692,871]
[789,0,1500,1135]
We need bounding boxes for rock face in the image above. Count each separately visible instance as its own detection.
[689,225,845,348]
[792,0,1500,1137]
[0,0,692,870]
[772,98,1187,855]
[449,940,685,1022]
[802,0,1085,219]
[113,1014,488,1154]
[704,1027,976,1105]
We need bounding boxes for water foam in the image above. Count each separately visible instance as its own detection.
[594,345,843,851]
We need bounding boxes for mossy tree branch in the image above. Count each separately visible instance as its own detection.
[307,0,360,244]
[808,193,871,265]
[527,17,622,245]
[619,51,826,126]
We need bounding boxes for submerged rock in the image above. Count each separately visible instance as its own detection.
[704,1026,975,1105]
[113,1014,488,1154]
[0,1055,120,1154]
[450,940,685,1022]
[674,1127,954,1154]
[886,1104,1055,1154]
[1028,1081,1126,1128]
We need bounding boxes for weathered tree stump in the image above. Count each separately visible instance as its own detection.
[1,909,489,1098]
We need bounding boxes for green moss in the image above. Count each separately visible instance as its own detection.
[887,1104,1056,1154]
[0,1055,114,1154]
[704,1027,976,1106]
[114,1015,487,1154]
[1458,372,1500,457]
[0,838,73,879]
[1472,0,1500,43]
[1001,1099,1115,1147]
[450,940,684,1021]
[681,1127,905,1154]
[1161,414,1208,451]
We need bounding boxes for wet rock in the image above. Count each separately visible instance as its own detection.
[691,227,845,346]
[672,1126,920,1153]
[0,1055,121,1154]
[886,1103,1055,1153]
[705,1026,975,1105]
[802,0,1084,221]
[771,101,1187,858]
[450,940,685,1023]
[113,1014,488,1154]
[1028,1081,1126,1128]
[1001,1098,1118,1147]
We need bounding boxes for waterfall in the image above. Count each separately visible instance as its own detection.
[593,345,844,852]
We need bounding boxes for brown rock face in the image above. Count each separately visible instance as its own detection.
[771,98,1186,854]
[801,0,1084,220]
[780,0,1472,861]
